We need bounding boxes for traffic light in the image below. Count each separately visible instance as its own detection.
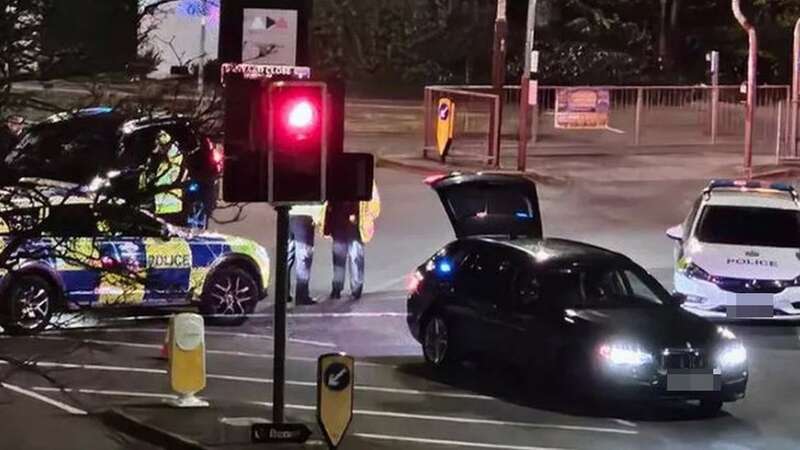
[268,81,327,202]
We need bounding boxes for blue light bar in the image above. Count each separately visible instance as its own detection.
[707,179,796,194]
[437,260,452,274]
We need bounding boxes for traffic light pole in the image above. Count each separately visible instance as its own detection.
[272,205,290,424]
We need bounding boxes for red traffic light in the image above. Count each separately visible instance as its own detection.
[287,100,316,130]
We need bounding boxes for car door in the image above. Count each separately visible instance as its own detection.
[99,206,191,305]
[39,204,107,307]
[452,245,515,356]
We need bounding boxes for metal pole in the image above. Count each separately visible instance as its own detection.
[517,0,537,172]
[272,205,290,424]
[634,88,643,145]
[791,18,800,156]
[777,100,784,160]
[491,0,508,90]
[732,0,757,180]
[709,51,720,144]
[198,0,207,96]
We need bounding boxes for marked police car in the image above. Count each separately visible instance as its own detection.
[667,179,800,319]
[407,173,748,413]
[0,180,269,334]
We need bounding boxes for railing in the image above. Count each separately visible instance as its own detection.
[423,84,793,167]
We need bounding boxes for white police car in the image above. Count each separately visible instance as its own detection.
[667,179,800,319]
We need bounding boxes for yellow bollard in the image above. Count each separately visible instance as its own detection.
[167,313,209,407]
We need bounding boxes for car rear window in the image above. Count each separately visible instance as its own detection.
[695,205,800,248]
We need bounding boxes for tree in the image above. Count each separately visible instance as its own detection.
[0,0,49,116]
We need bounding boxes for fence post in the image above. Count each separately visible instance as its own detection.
[490,95,502,167]
[792,18,800,157]
[777,100,784,162]
[634,88,643,146]
[423,87,432,160]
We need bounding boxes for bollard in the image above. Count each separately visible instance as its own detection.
[167,313,209,408]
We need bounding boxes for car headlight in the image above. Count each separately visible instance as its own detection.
[717,342,747,368]
[599,342,654,366]
[717,326,736,340]
[681,261,715,283]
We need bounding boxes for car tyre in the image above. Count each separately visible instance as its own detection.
[698,399,723,416]
[421,314,459,369]
[200,267,258,326]
[2,274,57,335]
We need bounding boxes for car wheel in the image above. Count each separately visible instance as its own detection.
[3,274,57,335]
[421,314,458,369]
[200,267,258,326]
[698,399,723,416]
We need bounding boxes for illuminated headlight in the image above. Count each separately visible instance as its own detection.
[717,342,747,368]
[681,262,716,283]
[599,342,654,366]
[717,326,736,340]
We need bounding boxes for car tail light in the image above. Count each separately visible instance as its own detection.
[407,270,425,293]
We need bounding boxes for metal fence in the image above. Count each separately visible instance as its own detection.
[423,84,793,167]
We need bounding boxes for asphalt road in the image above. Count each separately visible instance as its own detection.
[2,167,800,449]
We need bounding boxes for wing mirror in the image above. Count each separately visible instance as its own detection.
[671,292,687,306]
[666,224,683,242]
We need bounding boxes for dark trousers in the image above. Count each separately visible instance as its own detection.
[288,216,315,301]
[331,225,364,295]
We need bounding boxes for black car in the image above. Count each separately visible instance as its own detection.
[407,172,748,412]
[2,108,223,229]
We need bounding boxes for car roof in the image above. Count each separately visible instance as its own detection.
[704,189,799,211]
[0,179,121,211]
[473,237,630,270]
[35,108,190,135]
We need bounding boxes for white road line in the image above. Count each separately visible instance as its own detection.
[25,387,632,438]
[612,419,637,428]
[44,327,337,348]
[353,433,571,450]
[4,360,492,400]
[32,335,393,368]
[249,312,409,319]
[1,382,87,415]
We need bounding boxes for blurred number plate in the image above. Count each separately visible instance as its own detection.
[728,294,774,318]
[667,369,721,392]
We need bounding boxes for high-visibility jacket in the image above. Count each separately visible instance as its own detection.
[140,144,185,215]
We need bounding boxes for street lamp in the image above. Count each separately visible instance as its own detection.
[731,0,757,180]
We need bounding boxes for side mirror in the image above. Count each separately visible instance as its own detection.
[666,224,684,242]
[671,292,687,306]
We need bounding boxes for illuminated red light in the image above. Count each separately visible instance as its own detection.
[287,100,315,129]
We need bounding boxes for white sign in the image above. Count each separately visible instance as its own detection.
[242,8,298,66]
[528,80,538,106]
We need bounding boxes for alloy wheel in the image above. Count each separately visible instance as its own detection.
[423,317,449,365]
[13,283,50,331]
[209,274,253,316]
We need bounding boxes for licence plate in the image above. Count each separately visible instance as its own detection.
[727,293,774,318]
[666,369,721,392]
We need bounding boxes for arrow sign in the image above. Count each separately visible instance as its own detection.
[324,363,351,391]
[318,353,354,448]
[251,423,311,444]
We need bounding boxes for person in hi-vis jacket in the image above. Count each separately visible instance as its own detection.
[288,203,324,305]
[323,182,381,300]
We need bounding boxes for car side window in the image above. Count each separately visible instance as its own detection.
[622,269,663,305]
[514,271,541,314]
[96,206,164,237]
[42,205,97,237]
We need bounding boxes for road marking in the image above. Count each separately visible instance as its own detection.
[1,382,87,415]
[28,387,634,437]
[43,327,337,348]
[6,360,493,400]
[32,335,393,368]
[249,312,409,318]
[612,419,637,428]
[353,433,571,450]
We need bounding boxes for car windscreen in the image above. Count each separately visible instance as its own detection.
[695,205,800,248]
[541,266,669,308]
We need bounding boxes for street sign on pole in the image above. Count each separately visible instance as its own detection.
[251,422,311,444]
[317,353,354,449]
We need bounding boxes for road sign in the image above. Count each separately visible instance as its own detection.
[436,98,455,159]
[251,422,311,443]
[317,353,354,448]
[242,8,298,65]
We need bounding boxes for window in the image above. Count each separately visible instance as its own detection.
[537,266,668,308]
[42,205,97,237]
[456,251,514,306]
[514,272,541,313]
[96,205,164,237]
[683,197,702,240]
[696,205,800,248]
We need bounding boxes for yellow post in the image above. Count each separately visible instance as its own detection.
[317,353,354,448]
[168,313,209,407]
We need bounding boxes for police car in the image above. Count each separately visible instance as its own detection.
[0,180,270,334]
[667,179,800,319]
